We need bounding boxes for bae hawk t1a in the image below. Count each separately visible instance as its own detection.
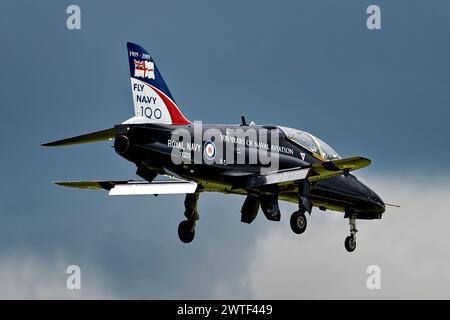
[43,42,393,252]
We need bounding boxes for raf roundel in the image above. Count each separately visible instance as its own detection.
[203,140,216,161]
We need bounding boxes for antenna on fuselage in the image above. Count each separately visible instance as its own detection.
[241,115,247,126]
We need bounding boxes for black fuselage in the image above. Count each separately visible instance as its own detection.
[113,123,385,220]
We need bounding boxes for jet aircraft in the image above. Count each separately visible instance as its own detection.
[43,42,392,252]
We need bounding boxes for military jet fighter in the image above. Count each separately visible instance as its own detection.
[43,42,390,252]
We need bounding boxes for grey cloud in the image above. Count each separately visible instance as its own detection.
[1,176,450,299]
[0,255,114,299]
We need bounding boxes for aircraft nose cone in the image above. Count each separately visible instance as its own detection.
[368,190,385,214]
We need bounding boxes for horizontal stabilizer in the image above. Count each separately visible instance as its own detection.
[42,128,114,147]
[54,179,198,195]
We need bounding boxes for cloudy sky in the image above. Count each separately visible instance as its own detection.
[0,0,449,299]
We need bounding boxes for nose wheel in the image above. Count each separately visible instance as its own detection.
[345,216,358,252]
[290,211,307,234]
[344,235,356,252]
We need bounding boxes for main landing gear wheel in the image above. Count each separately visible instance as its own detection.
[178,220,195,243]
[344,216,358,252]
[179,193,199,244]
[290,211,307,234]
[344,235,356,252]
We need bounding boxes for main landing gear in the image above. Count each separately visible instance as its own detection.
[290,180,311,235]
[290,211,307,234]
[178,193,199,243]
[344,216,358,252]
[178,220,196,243]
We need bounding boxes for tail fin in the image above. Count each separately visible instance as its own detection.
[125,42,191,125]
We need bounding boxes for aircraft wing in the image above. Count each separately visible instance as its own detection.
[308,156,371,182]
[242,156,371,188]
[54,179,198,195]
[54,157,369,193]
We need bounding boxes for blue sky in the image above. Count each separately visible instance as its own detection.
[0,0,449,298]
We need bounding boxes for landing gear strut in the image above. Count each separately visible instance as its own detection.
[344,216,358,252]
[178,193,199,243]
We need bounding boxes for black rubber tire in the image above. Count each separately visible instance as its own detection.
[290,211,307,234]
[344,235,357,252]
[178,220,195,243]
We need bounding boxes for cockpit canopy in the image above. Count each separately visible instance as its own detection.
[278,126,341,161]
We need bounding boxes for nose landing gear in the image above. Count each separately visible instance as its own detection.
[344,216,358,252]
